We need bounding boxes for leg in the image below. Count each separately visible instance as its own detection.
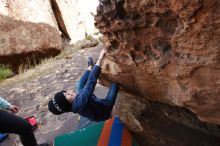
[75,70,90,93]
[76,56,94,92]
[0,111,37,146]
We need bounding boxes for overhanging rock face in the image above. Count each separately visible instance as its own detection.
[95,0,220,125]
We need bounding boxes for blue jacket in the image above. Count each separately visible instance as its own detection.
[71,65,111,122]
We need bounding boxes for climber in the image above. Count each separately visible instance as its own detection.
[48,49,119,122]
[0,97,48,146]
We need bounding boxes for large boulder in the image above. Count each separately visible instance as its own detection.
[51,0,99,43]
[0,14,62,71]
[95,0,220,125]
[0,0,58,28]
[0,0,99,45]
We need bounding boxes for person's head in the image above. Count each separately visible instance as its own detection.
[48,90,75,115]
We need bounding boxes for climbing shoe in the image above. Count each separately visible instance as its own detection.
[88,57,94,67]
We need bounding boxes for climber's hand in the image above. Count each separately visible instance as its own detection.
[8,105,19,114]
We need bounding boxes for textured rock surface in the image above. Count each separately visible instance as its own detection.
[95,0,220,125]
[113,94,220,146]
[0,14,62,71]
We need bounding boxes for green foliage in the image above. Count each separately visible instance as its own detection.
[85,35,93,41]
[0,65,13,81]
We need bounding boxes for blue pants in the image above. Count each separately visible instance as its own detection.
[76,70,119,107]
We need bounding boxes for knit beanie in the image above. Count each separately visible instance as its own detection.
[48,90,71,115]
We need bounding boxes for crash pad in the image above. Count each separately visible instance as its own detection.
[54,117,138,146]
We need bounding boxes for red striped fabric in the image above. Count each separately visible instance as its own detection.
[121,127,132,146]
[97,117,135,146]
[97,118,114,146]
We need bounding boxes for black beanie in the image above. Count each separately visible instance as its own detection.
[48,90,71,115]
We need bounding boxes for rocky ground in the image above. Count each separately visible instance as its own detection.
[0,43,104,146]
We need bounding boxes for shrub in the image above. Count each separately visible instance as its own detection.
[85,35,93,41]
[0,65,13,81]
